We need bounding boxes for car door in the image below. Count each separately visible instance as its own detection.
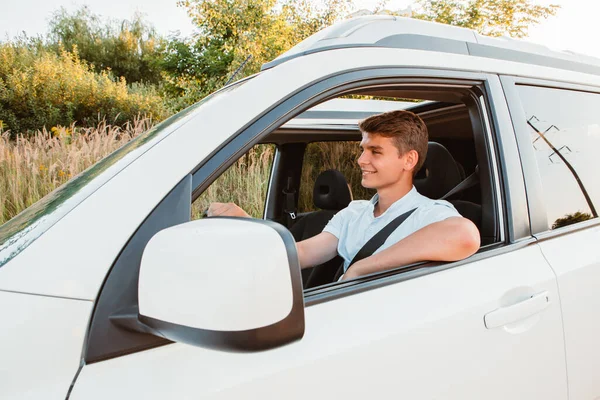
[71,247,565,400]
[70,63,568,399]
[502,75,600,400]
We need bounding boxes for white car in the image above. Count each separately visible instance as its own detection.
[2,15,600,400]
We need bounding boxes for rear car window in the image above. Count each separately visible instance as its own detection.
[517,84,600,230]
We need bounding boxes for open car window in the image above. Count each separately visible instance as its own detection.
[192,144,275,219]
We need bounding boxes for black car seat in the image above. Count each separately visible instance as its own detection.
[289,169,352,288]
[414,142,482,230]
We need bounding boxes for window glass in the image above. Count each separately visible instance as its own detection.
[192,144,275,219]
[517,84,599,230]
[298,141,375,213]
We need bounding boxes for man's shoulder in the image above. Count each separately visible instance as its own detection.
[346,199,373,209]
[413,190,456,211]
[412,194,461,225]
[417,198,457,212]
[337,199,372,217]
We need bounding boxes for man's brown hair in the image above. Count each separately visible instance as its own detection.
[358,110,428,176]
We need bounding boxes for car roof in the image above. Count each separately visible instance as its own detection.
[262,15,600,77]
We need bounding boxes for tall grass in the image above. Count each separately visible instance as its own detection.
[192,145,275,219]
[1,128,369,227]
[0,119,151,225]
[192,141,374,219]
[298,141,375,211]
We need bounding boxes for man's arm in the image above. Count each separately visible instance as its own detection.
[342,216,480,280]
[296,232,339,270]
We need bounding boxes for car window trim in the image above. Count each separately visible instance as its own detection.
[303,239,534,307]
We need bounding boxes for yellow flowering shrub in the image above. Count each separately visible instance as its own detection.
[0,43,169,136]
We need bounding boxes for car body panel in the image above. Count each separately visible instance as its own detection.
[538,228,600,399]
[0,291,92,399]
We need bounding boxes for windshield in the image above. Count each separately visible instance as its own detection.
[0,78,251,268]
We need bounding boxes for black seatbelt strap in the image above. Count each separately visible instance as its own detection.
[282,176,297,227]
[441,165,480,200]
[348,207,418,269]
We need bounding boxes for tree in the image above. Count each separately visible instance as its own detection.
[163,0,351,109]
[552,211,593,230]
[413,0,559,38]
[48,6,167,84]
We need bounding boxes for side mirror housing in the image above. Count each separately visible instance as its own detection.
[138,217,304,351]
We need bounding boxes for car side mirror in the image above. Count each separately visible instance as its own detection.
[138,217,305,351]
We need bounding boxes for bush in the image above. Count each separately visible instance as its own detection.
[48,6,166,85]
[0,42,169,135]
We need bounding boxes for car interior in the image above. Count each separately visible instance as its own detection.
[195,84,502,289]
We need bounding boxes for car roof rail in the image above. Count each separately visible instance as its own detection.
[261,15,600,77]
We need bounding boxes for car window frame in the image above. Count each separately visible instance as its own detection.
[500,75,600,237]
[191,143,277,220]
[191,69,521,301]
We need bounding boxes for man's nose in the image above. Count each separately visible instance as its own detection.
[357,151,368,165]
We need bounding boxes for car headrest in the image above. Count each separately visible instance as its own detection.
[414,142,463,199]
[313,169,352,211]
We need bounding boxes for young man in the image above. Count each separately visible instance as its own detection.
[208,110,480,281]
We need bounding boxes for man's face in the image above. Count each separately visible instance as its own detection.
[357,132,415,190]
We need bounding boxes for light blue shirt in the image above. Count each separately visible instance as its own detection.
[323,186,460,272]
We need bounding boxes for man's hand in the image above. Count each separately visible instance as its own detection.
[339,266,360,281]
[206,202,251,218]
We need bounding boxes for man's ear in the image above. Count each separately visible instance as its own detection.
[404,149,419,172]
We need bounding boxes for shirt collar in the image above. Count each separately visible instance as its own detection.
[369,186,418,217]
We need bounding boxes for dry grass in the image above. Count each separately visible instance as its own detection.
[298,141,375,211]
[1,126,367,227]
[0,119,151,225]
[192,141,373,219]
[192,145,275,219]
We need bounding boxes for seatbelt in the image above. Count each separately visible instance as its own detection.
[441,165,480,200]
[282,176,297,228]
[333,207,417,281]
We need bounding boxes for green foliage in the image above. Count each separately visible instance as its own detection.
[413,0,559,38]
[48,6,166,84]
[0,0,562,133]
[552,211,593,230]
[162,0,351,108]
[0,43,168,135]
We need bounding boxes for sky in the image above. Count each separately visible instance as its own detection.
[1,0,600,58]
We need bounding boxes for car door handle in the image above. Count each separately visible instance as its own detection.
[484,291,550,329]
